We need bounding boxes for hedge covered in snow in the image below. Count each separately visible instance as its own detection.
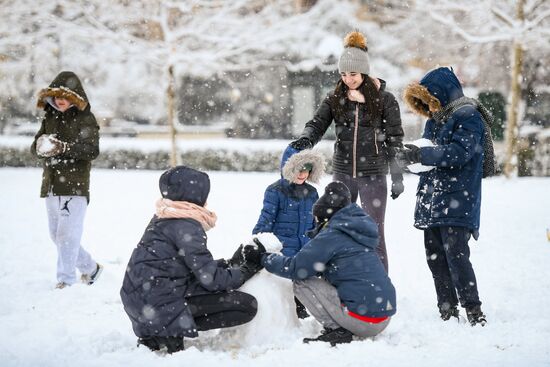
[0,145,334,172]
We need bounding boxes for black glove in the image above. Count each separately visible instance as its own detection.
[395,144,421,167]
[289,137,313,151]
[228,244,244,267]
[239,261,263,283]
[216,258,229,269]
[390,180,404,200]
[243,238,267,265]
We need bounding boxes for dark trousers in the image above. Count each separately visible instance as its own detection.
[186,290,257,331]
[424,226,481,310]
[333,173,388,272]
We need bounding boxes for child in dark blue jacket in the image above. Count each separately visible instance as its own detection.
[261,182,396,345]
[253,146,325,318]
[398,67,487,326]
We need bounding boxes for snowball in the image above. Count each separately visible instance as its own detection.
[252,232,283,253]
[36,134,57,155]
[406,138,436,173]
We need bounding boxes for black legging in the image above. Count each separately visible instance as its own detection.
[186,290,257,331]
[333,173,388,272]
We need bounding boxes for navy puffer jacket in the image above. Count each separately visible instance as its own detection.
[253,179,318,256]
[405,68,484,231]
[120,166,244,338]
[263,204,396,318]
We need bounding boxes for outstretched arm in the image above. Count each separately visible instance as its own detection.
[167,223,244,291]
[262,231,336,280]
[297,95,334,146]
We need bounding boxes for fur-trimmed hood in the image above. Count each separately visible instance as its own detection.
[403,67,464,117]
[37,71,89,111]
[282,148,325,184]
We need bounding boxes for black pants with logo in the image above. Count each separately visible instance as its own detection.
[424,226,482,310]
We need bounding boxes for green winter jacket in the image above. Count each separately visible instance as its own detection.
[30,71,100,202]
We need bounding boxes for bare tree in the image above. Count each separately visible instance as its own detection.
[409,0,550,177]
[1,0,375,166]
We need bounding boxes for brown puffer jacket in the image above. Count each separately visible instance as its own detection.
[30,71,99,202]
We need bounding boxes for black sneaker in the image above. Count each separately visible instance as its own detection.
[303,327,353,346]
[466,306,487,326]
[138,336,184,354]
[295,298,310,319]
[439,305,460,321]
[296,307,310,319]
[82,263,103,285]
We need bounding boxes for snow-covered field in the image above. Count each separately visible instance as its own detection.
[0,167,549,367]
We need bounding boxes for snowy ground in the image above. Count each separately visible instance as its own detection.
[1,167,549,367]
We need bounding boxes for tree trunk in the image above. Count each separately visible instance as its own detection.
[167,64,179,167]
[503,0,525,178]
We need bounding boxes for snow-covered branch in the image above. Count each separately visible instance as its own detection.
[427,9,514,43]
[490,6,516,28]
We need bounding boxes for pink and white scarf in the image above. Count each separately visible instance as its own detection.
[155,198,217,231]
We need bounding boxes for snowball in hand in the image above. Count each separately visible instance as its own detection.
[406,138,435,173]
[36,134,57,156]
[251,232,282,253]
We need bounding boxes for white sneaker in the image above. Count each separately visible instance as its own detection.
[82,263,103,285]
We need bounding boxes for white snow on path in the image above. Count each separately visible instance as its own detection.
[0,168,549,367]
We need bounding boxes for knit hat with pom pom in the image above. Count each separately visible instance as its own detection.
[338,31,370,75]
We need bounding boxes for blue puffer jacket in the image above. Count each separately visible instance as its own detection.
[412,68,484,231]
[263,204,396,318]
[253,146,321,256]
[120,166,244,338]
[253,179,318,256]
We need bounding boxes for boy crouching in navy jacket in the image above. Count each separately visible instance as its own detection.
[259,181,396,345]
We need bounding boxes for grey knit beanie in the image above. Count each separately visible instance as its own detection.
[338,31,370,75]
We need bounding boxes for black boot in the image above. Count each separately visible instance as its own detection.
[295,297,309,319]
[303,327,353,346]
[137,336,185,353]
[466,306,487,326]
[439,305,460,321]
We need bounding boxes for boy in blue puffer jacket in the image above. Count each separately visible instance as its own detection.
[253,146,325,318]
[253,146,325,256]
[261,182,396,345]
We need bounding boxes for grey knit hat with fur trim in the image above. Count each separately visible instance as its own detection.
[338,31,370,75]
